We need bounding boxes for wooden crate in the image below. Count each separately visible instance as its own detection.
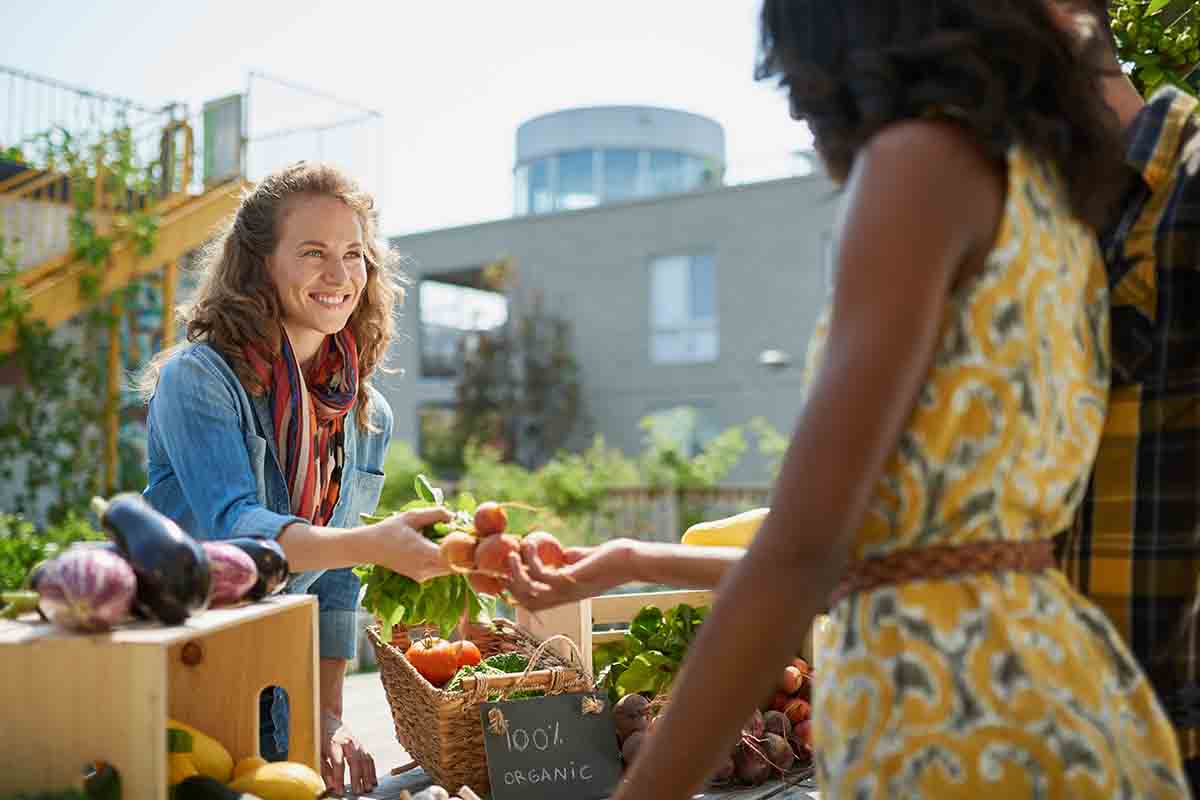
[517,589,829,675]
[0,594,318,799]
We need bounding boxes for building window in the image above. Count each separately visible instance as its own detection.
[603,149,639,202]
[529,159,553,214]
[649,252,717,364]
[557,149,597,210]
[419,276,508,378]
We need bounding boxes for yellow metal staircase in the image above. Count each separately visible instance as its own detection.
[0,174,243,353]
[0,114,246,491]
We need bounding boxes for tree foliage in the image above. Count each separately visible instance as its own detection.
[1111,0,1200,96]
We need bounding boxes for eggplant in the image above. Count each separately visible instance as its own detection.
[201,542,258,606]
[220,537,290,600]
[36,546,137,632]
[92,494,211,625]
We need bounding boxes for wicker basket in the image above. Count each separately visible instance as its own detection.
[368,617,593,792]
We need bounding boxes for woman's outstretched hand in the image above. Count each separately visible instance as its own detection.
[504,538,640,610]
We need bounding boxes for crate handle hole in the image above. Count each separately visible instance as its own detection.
[259,685,292,761]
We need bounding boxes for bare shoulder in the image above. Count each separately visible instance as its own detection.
[854,118,1006,246]
[862,118,999,181]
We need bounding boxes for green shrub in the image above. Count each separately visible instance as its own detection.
[0,511,103,591]
[376,441,434,512]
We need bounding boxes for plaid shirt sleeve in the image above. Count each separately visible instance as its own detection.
[1061,87,1200,760]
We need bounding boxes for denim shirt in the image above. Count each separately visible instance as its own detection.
[143,342,391,661]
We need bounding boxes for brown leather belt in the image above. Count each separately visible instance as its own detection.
[829,538,1056,607]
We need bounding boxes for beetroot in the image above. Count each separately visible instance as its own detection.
[790,733,812,764]
[734,741,771,785]
[743,708,765,739]
[201,542,258,606]
[709,755,735,783]
[613,693,651,740]
[37,547,136,632]
[762,732,795,772]
[763,710,791,738]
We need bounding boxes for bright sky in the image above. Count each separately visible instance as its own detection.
[5,1,813,237]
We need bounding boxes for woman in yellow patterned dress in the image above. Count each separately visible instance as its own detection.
[559,1,1192,798]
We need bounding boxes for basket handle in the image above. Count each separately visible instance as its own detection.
[465,633,593,705]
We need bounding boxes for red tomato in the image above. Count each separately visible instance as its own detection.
[454,640,483,668]
[405,637,460,686]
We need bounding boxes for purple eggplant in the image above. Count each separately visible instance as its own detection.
[221,537,290,600]
[36,546,136,631]
[201,542,258,606]
[92,494,210,625]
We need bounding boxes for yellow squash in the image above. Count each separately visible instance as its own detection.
[233,755,270,779]
[681,507,769,548]
[167,719,234,783]
[168,752,198,785]
[227,762,326,800]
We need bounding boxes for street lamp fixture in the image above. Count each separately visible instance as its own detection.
[758,348,792,370]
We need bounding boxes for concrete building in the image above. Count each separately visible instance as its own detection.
[381,106,838,482]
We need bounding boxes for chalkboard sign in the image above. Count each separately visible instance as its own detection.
[479,692,622,800]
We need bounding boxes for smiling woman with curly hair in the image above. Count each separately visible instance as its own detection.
[139,162,451,794]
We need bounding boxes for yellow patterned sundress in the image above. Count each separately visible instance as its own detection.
[806,146,1188,798]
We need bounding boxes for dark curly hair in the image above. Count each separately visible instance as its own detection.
[756,0,1126,227]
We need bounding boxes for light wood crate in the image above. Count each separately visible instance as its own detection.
[517,589,830,676]
[0,594,319,799]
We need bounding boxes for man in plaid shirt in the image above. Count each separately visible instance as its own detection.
[1056,2,1200,791]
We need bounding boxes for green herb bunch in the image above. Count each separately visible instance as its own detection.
[355,475,496,640]
[593,603,709,703]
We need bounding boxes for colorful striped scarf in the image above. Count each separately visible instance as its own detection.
[245,328,359,526]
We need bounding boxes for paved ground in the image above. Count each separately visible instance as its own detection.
[342,669,411,776]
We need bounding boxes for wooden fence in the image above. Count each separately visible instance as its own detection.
[586,485,771,543]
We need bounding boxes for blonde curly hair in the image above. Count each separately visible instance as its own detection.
[141,162,403,428]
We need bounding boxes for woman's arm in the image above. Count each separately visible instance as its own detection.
[276,511,448,579]
[505,539,745,610]
[148,351,450,581]
[613,121,1004,799]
